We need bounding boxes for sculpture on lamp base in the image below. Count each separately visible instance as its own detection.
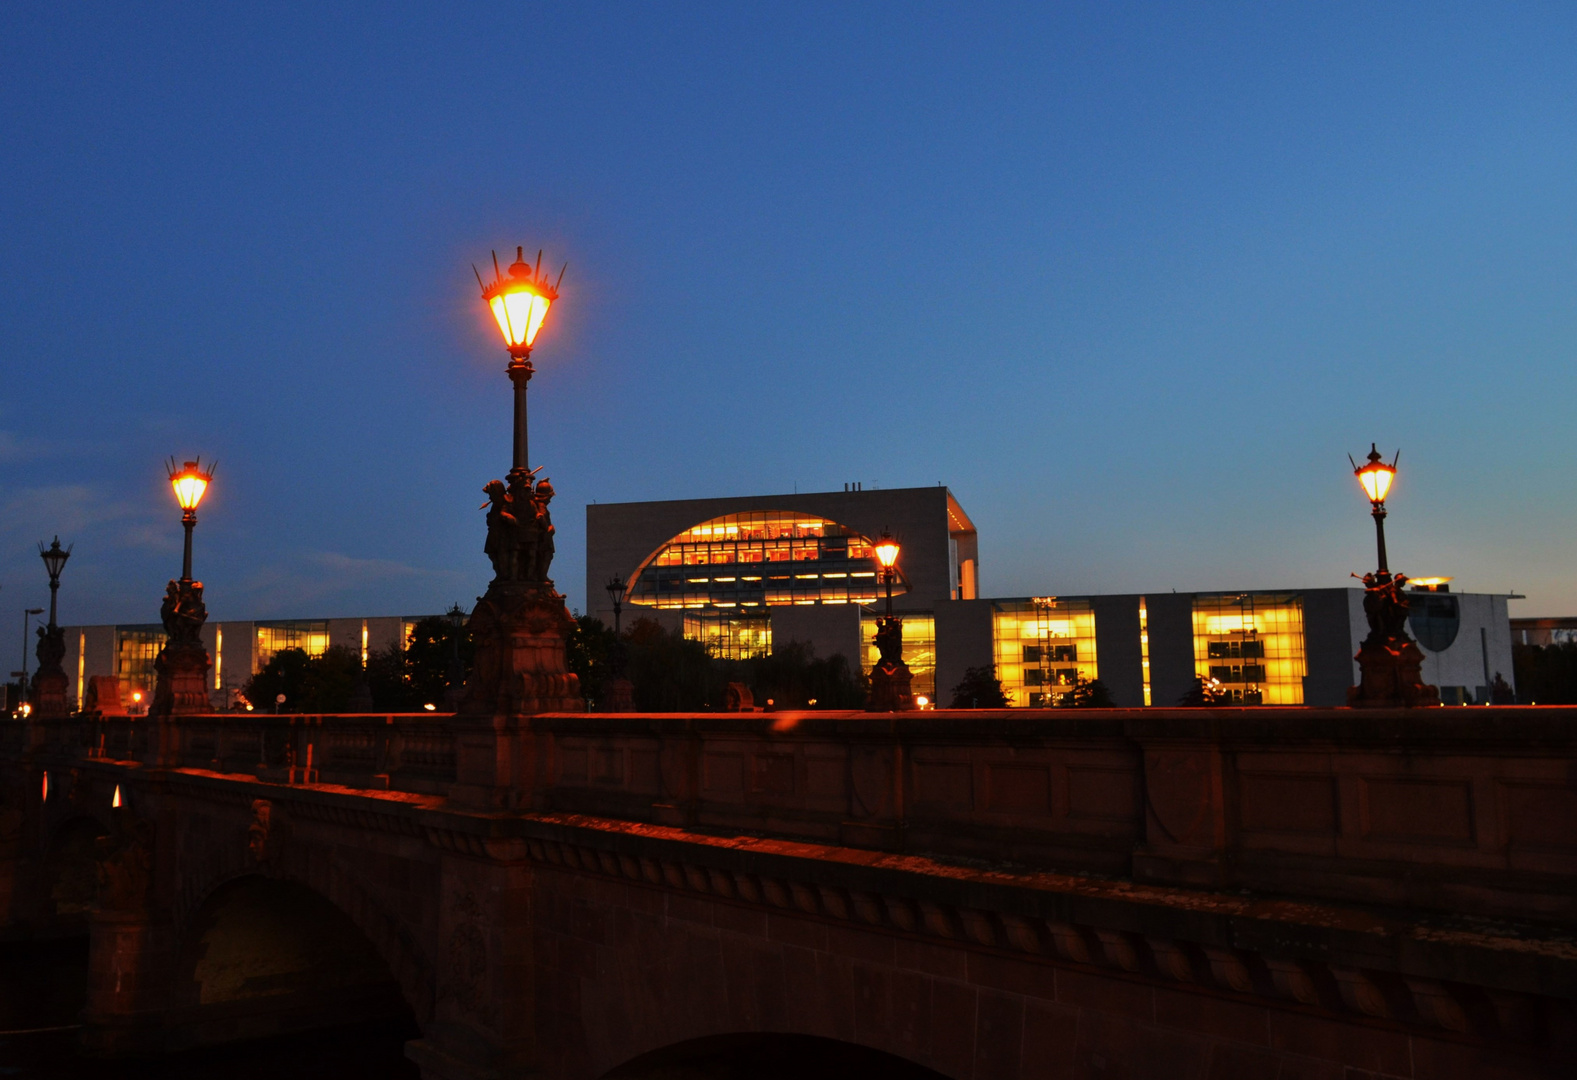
[1347,571,1440,708]
[461,472,583,717]
[866,616,914,712]
[31,623,70,717]
[151,579,212,716]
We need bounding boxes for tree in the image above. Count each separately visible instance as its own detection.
[364,616,475,711]
[1513,643,1577,704]
[950,665,1008,708]
[624,618,715,711]
[724,639,865,710]
[1178,675,1230,707]
[567,615,620,708]
[1065,676,1114,708]
[243,645,363,713]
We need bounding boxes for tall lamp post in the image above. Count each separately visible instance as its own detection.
[1346,444,1439,708]
[152,458,217,717]
[866,531,914,712]
[31,538,72,716]
[457,245,583,734]
[601,575,635,712]
[18,608,43,714]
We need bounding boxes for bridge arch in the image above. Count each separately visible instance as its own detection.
[167,872,420,1050]
[170,843,436,1031]
[602,1033,949,1080]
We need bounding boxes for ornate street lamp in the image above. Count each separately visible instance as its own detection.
[152,457,216,716]
[874,531,900,618]
[605,576,626,636]
[167,457,214,582]
[1346,444,1438,708]
[867,530,913,712]
[1350,444,1397,574]
[30,538,72,717]
[456,244,584,740]
[476,247,564,483]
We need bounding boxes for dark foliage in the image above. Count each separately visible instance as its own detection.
[1512,643,1577,704]
[365,615,474,711]
[243,645,363,713]
[1178,674,1230,706]
[570,616,865,711]
[1065,676,1114,708]
[950,665,1009,708]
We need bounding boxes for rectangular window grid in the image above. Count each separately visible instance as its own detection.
[991,598,1098,707]
[256,620,330,669]
[1190,593,1306,705]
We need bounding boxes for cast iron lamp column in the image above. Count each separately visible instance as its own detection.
[31,539,72,717]
[1346,444,1438,708]
[866,531,913,712]
[152,458,216,719]
[478,248,563,482]
[1351,444,1397,574]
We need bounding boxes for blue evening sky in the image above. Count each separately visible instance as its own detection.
[2,3,1573,672]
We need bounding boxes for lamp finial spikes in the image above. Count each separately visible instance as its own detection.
[473,264,486,291]
[517,245,524,263]
[492,251,502,281]
[556,262,568,290]
[535,249,542,278]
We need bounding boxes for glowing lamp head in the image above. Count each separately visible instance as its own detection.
[1352,444,1397,506]
[873,531,901,570]
[479,246,563,353]
[167,457,214,511]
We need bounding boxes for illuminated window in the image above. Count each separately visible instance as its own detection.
[256,620,330,668]
[684,613,772,659]
[861,613,936,700]
[629,511,906,612]
[991,599,1098,707]
[214,626,223,690]
[115,626,167,698]
[77,631,86,708]
[1139,598,1151,706]
[1190,593,1306,705]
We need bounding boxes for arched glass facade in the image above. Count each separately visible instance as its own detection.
[627,511,907,612]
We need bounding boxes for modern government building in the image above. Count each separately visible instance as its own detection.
[53,485,1517,710]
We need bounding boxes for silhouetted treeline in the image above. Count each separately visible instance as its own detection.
[1513,643,1577,704]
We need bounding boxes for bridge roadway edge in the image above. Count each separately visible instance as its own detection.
[0,706,1574,1077]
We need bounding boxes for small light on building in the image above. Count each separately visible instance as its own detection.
[915,695,930,709]
[112,785,121,808]
[41,772,48,801]
[423,703,437,712]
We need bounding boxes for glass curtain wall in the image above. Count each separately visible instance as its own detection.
[256,620,330,668]
[115,626,167,696]
[628,511,901,611]
[860,614,936,699]
[684,613,772,659]
[1190,593,1306,704]
[992,599,1098,706]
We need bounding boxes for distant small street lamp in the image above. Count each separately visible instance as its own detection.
[605,576,626,635]
[867,530,913,711]
[18,608,43,710]
[476,247,564,482]
[167,457,215,582]
[1350,444,1398,573]
[31,538,72,717]
[38,538,71,629]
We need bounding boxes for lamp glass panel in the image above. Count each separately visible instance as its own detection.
[489,295,515,345]
[171,473,208,510]
[498,290,550,347]
[1358,465,1393,504]
[874,541,900,568]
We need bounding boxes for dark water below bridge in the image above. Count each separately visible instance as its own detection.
[0,938,420,1079]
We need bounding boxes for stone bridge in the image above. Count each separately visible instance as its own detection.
[1,706,1573,1078]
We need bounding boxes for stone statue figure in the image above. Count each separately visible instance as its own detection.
[482,479,520,581]
[1359,570,1413,643]
[480,469,559,585]
[874,617,904,668]
[34,622,65,677]
[159,579,207,644]
[532,479,556,582]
